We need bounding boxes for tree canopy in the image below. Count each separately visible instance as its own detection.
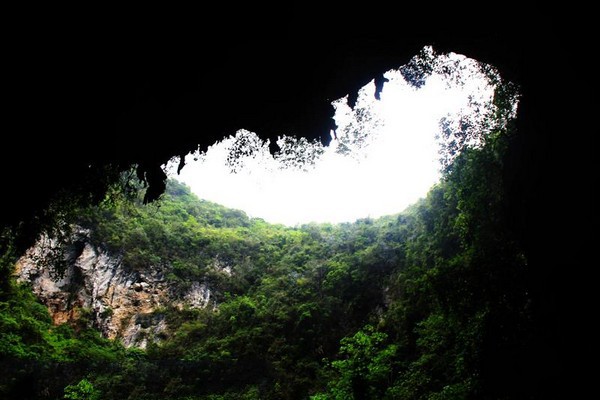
[0,102,550,398]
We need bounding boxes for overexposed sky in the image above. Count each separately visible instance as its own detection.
[169,50,497,226]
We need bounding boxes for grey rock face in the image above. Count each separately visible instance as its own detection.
[15,227,221,348]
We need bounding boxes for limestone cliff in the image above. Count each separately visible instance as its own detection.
[15,227,221,348]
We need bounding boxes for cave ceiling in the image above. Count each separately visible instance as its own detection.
[2,10,558,233]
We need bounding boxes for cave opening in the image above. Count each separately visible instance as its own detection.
[170,46,517,226]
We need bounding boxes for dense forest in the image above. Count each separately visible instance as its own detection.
[0,104,538,399]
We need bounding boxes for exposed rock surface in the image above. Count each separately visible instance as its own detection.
[15,227,224,348]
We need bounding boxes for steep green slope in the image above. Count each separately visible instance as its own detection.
[1,125,532,399]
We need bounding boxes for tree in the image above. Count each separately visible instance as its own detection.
[315,325,398,399]
[64,379,100,400]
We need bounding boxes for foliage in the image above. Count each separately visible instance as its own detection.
[313,325,398,399]
[0,273,127,399]
[0,102,531,399]
[64,379,100,400]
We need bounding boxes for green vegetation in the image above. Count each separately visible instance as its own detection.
[0,116,532,398]
[64,379,100,400]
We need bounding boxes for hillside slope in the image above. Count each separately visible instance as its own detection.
[2,128,535,399]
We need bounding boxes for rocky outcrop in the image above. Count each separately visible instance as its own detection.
[184,281,212,309]
[15,227,226,349]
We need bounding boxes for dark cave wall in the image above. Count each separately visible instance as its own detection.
[3,12,551,229]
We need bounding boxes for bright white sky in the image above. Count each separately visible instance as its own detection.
[169,50,497,226]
